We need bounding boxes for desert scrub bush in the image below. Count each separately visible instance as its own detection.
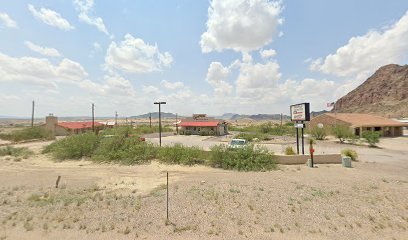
[284,146,296,155]
[43,133,99,160]
[158,144,205,165]
[0,127,54,142]
[331,125,353,143]
[362,131,381,147]
[209,144,277,171]
[92,136,158,164]
[310,126,326,140]
[231,122,295,136]
[0,146,33,158]
[341,148,358,161]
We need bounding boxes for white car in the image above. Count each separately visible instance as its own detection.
[228,138,247,149]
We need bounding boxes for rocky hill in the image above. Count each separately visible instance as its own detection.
[334,64,408,118]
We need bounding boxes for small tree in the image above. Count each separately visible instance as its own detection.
[331,125,353,143]
[310,126,326,140]
[362,131,381,147]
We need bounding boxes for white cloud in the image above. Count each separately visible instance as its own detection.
[200,0,283,53]
[161,80,184,90]
[142,85,160,94]
[93,42,102,51]
[28,4,74,31]
[24,41,61,57]
[103,74,135,96]
[260,49,276,59]
[73,0,109,35]
[277,78,337,110]
[0,12,18,28]
[0,52,89,89]
[105,34,173,74]
[310,11,408,78]
[206,62,233,96]
[236,52,281,97]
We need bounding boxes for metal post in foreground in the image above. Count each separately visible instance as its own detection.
[296,121,299,154]
[154,102,166,146]
[92,103,95,133]
[166,171,169,221]
[301,122,304,155]
[176,113,178,135]
[115,111,118,126]
[149,113,152,128]
[31,100,35,128]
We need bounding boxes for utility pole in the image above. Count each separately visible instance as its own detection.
[280,113,283,127]
[92,103,95,133]
[149,113,152,128]
[115,111,118,126]
[176,113,179,135]
[31,100,35,128]
[154,102,166,146]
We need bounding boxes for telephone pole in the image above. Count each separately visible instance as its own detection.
[149,112,152,128]
[115,111,118,126]
[176,113,179,135]
[92,103,95,133]
[31,100,35,128]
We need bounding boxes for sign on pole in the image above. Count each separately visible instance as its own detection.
[290,103,310,122]
[290,102,310,156]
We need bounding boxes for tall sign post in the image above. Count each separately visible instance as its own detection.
[92,103,95,133]
[31,100,35,128]
[290,103,310,155]
[154,102,166,147]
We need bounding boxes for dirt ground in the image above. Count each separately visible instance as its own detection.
[0,137,407,239]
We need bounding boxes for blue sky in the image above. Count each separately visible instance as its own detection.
[0,0,407,118]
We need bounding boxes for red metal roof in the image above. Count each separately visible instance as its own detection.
[58,121,104,130]
[179,121,221,127]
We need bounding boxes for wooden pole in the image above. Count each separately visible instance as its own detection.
[92,103,95,133]
[167,171,169,221]
[31,100,35,128]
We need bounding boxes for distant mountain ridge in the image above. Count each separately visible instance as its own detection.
[334,64,408,118]
[217,113,290,121]
[131,112,178,118]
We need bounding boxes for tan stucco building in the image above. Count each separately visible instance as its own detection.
[309,113,408,137]
[44,115,104,136]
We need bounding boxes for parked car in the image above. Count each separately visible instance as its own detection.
[228,138,247,149]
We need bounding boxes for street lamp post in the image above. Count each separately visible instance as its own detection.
[154,102,166,146]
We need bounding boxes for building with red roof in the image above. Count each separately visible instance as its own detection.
[44,114,105,136]
[179,114,228,136]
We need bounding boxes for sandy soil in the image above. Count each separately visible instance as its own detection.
[0,138,407,239]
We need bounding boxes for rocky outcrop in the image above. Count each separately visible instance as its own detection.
[334,64,408,118]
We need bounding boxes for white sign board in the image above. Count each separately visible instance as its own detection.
[290,103,310,121]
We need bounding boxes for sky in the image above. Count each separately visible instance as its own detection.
[0,0,407,118]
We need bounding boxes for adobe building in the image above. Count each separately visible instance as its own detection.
[309,113,408,137]
[44,114,104,136]
[179,114,228,136]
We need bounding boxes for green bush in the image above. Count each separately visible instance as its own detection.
[362,131,381,147]
[158,144,205,165]
[209,144,277,171]
[0,127,54,142]
[92,136,157,165]
[310,126,326,140]
[0,146,33,158]
[341,148,358,161]
[284,146,296,155]
[43,133,99,160]
[228,122,295,136]
[331,125,353,143]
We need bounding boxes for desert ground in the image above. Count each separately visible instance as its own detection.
[0,133,407,239]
